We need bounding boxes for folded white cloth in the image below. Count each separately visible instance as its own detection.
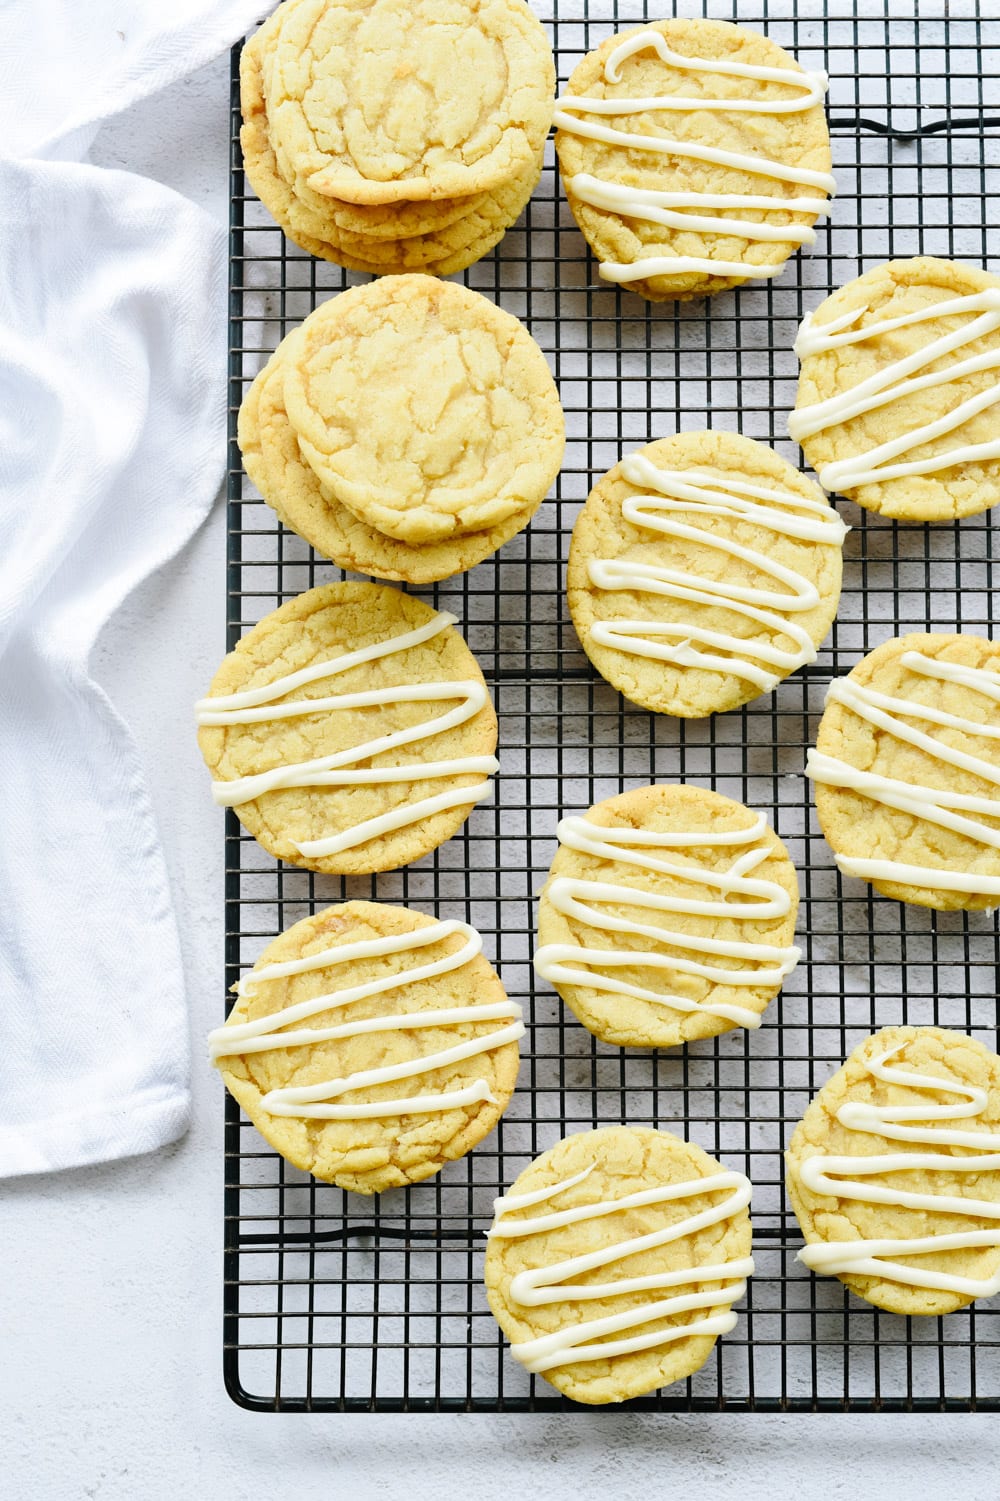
[0,0,263,1175]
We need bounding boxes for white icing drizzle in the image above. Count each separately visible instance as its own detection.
[568,174,829,244]
[489,1160,753,1373]
[195,610,498,858]
[790,288,1000,492]
[798,1041,1000,1298]
[556,26,834,283]
[534,809,800,1031]
[582,452,847,691]
[208,918,524,1121]
[806,649,1000,897]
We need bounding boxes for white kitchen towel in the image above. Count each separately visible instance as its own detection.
[0,1,263,1176]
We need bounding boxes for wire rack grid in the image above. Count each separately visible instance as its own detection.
[223,0,1000,1413]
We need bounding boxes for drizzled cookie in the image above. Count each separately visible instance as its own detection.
[787,1026,1000,1317]
[567,430,846,718]
[792,258,1000,521]
[807,632,1000,911]
[485,1126,753,1403]
[535,783,800,1049]
[555,18,834,301]
[196,582,498,875]
[211,901,522,1193]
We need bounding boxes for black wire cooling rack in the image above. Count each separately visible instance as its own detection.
[223,1,1000,1413]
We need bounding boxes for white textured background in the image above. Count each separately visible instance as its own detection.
[0,49,994,1500]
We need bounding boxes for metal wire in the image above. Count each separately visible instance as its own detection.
[223,1,1000,1413]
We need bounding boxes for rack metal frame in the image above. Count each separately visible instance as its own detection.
[223,2,1000,1413]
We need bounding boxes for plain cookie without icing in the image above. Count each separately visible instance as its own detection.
[238,334,546,583]
[807,632,1000,911]
[265,0,555,204]
[211,901,522,1194]
[280,275,565,545]
[246,8,529,241]
[791,258,1000,521]
[535,783,800,1049]
[555,18,833,302]
[786,1026,1000,1317]
[196,582,498,875]
[567,430,845,718]
[485,1126,753,1404]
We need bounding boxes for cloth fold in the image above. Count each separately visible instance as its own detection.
[0,1,264,1176]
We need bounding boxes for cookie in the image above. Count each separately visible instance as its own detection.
[567,431,846,718]
[554,18,834,302]
[245,11,516,241]
[484,1126,753,1404]
[806,632,1000,911]
[264,0,554,205]
[791,258,1000,521]
[535,784,800,1049]
[279,275,564,545]
[210,901,522,1194]
[239,328,548,583]
[196,582,498,875]
[286,152,543,277]
[241,24,544,275]
[786,1026,1000,1317]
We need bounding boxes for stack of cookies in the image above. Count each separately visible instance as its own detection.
[238,273,566,582]
[241,0,556,275]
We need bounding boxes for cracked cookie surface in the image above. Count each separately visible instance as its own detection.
[197,581,497,875]
[239,328,547,581]
[263,0,554,204]
[279,275,564,545]
[247,7,521,240]
[215,901,520,1194]
[241,21,544,273]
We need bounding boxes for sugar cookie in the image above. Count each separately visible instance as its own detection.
[555,18,833,301]
[485,1126,753,1403]
[807,632,1000,911]
[787,1026,1000,1316]
[567,430,845,717]
[791,258,1000,521]
[266,0,553,203]
[280,275,564,545]
[535,783,800,1048]
[211,901,522,1193]
[196,582,498,875]
[238,335,544,583]
[238,0,554,274]
[241,19,544,274]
